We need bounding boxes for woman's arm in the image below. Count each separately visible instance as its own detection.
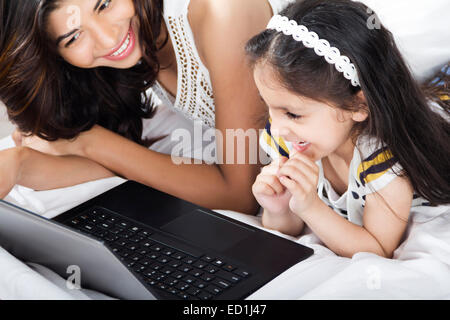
[0,146,114,198]
[75,125,259,214]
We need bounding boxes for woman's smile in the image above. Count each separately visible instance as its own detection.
[103,23,136,61]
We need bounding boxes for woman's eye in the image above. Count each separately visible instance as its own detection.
[65,32,81,47]
[285,112,301,120]
[99,0,112,12]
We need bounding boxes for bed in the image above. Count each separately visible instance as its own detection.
[1,0,449,300]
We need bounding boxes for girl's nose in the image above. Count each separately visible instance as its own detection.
[270,118,291,141]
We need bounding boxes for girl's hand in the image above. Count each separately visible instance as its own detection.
[278,150,321,215]
[13,127,91,157]
[0,148,22,199]
[252,157,292,215]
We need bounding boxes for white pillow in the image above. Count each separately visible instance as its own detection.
[358,0,450,82]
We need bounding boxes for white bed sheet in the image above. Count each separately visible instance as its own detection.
[1,132,450,299]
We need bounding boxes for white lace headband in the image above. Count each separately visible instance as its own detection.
[267,15,360,87]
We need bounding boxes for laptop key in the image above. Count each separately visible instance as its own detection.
[186,287,201,296]
[183,275,196,284]
[133,265,146,273]
[147,253,159,260]
[175,282,190,291]
[156,256,170,264]
[164,277,179,287]
[139,258,153,266]
[204,285,222,295]
[178,292,190,300]
[213,278,231,289]
[150,244,163,252]
[169,261,182,268]
[197,291,213,300]
[201,255,215,262]
[161,267,175,275]
[193,261,207,269]
[204,265,219,274]
[195,280,207,289]
[142,241,154,248]
[215,270,241,283]
[178,264,192,273]
[110,227,123,235]
[150,262,164,271]
[213,259,225,267]
[233,269,250,278]
[171,271,184,279]
[200,274,215,282]
[171,252,185,260]
[115,239,127,247]
[162,249,175,256]
[222,264,236,272]
[189,269,203,277]
[125,243,138,251]
[182,257,195,264]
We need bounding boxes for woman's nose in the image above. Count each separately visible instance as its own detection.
[90,20,119,53]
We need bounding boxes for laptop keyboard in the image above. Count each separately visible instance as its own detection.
[65,207,251,300]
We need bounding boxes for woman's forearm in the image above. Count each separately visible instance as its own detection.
[80,127,259,214]
[17,147,114,191]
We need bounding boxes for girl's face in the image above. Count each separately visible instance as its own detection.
[47,0,142,69]
[253,63,367,162]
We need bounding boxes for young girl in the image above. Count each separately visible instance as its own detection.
[247,0,450,258]
[0,0,289,214]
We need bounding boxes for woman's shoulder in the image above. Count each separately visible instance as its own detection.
[188,0,273,67]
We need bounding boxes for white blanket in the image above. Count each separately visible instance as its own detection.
[1,132,450,300]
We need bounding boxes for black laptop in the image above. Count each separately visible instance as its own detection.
[0,180,313,300]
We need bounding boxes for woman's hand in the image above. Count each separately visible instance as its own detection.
[278,150,321,216]
[13,127,93,157]
[0,147,23,199]
[252,157,292,215]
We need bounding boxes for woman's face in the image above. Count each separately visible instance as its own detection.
[47,0,142,69]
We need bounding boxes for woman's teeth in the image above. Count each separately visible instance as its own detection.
[110,33,131,57]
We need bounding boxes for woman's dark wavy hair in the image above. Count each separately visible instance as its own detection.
[246,0,450,205]
[0,0,166,145]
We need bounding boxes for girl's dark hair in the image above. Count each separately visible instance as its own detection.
[246,0,450,205]
[0,0,166,145]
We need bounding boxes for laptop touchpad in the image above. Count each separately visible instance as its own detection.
[161,210,253,252]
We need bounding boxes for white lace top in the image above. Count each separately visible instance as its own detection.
[151,0,292,128]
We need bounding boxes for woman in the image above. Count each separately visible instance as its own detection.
[0,0,288,214]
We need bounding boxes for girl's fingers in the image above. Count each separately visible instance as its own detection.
[280,158,318,186]
[257,174,285,194]
[252,181,276,196]
[278,162,311,189]
[261,156,289,175]
[290,149,319,174]
[279,175,304,197]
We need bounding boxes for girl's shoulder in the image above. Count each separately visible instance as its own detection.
[351,135,401,194]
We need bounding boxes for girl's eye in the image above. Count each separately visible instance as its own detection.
[285,112,302,120]
[98,0,112,12]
